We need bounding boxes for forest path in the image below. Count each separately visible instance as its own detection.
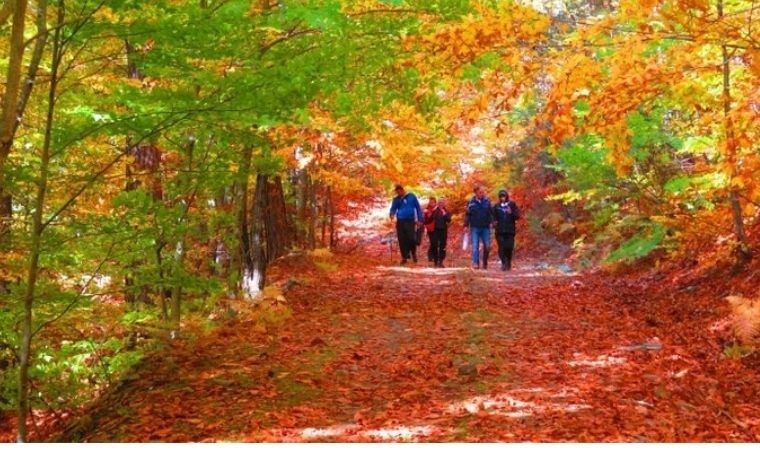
[77,255,758,442]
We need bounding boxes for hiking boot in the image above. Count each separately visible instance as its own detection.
[412,254,418,263]
[400,259,408,265]
[501,263,507,271]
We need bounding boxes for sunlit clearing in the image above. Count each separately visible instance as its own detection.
[299,424,436,441]
[448,391,591,418]
[301,425,358,439]
[568,354,627,368]
[363,425,436,440]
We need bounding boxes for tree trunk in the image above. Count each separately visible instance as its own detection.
[17,2,60,441]
[244,174,268,297]
[0,0,29,166]
[169,137,196,336]
[265,176,292,260]
[123,39,146,305]
[1,0,48,290]
[321,184,328,247]
[297,169,310,247]
[718,0,751,264]
[237,146,253,274]
[308,177,317,250]
[328,186,336,248]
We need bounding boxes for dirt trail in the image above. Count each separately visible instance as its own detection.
[74,255,759,442]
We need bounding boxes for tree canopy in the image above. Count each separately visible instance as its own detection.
[0,0,758,442]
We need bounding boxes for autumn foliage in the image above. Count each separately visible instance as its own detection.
[0,0,759,443]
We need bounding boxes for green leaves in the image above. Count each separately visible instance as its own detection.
[606,222,666,263]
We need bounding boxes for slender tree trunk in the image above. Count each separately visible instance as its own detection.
[321,184,328,246]
[170,242,184,336]
[237,147,253,282]
[298,170,316,249]
[123,39,145,305]
[1,0,48,290]
[265,176,292,260]
[155,242,169,321]
[328,186,336,248]
[0,193,11,293]
[308,177,317,250]
[244,174,268,297]
[169,138,195,335]
[718,0,751,264]
[297,169,310,247]
[17,2,61,441]
[0,0,29,166]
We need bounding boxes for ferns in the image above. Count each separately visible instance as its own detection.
[726,295,760,347]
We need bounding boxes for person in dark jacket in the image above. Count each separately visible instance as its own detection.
[464,185,493,269]
[492,189,520,271]
[389,184,423,264]
[427,197,451,267]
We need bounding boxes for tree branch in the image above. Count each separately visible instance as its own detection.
[31,241,117,339]
[259,26,319,56]
[0,0,12,27]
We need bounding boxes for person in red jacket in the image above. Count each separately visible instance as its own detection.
[427,197,451,267]
[423,197,438,263]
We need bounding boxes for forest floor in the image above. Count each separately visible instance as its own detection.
[50,243,760,442]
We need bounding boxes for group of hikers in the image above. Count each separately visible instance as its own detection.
[389,184,520,271]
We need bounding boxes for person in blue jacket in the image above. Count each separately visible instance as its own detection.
[389,184,423,264]
[492,189,520,271]
[464,185,493,269]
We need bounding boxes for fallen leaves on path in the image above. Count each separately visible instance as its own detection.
[41,254,760,442]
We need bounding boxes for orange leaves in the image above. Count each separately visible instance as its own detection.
[748,50,760,78]
[41,248,760,442]
[676,0,711,13]
[604,120,635,176]
[409,4,549,74]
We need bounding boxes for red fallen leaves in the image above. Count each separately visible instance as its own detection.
[7,251,760,442]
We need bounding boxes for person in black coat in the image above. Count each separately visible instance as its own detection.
[492,189,520,271]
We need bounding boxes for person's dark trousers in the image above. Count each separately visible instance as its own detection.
[427,231,435,262]
[396,219,416,261]
[430,228,448,265]
[496,233,515,270]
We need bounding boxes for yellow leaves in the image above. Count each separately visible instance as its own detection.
[619,0,663,19]
[309,248,333,259]
[473,94,490,113]
[93,6,120,23]
[412,3,549,69]
[677,0,710,13]
[605,120,634,177]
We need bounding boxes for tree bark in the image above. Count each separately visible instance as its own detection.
[0,0,29,166]
[265,175,292,260]
[17,1,60,441]
[237,147,253,275]
[297,169,310,247]
[169,138,196,336]
[123,39,146,304]
[244,173,268,297]
[718,0,751,264]
[1,0,48,286]
[328,186,336,248]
